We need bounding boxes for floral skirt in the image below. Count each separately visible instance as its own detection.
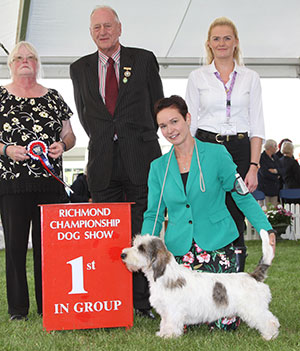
[174,240,240,331]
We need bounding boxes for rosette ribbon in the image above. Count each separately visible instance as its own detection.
[27,140,73,193]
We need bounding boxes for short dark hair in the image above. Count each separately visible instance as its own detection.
[154,95,188,120]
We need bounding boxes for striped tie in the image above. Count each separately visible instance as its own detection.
[105,57,119,116]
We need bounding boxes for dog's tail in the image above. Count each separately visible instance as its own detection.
[250,229,274,282]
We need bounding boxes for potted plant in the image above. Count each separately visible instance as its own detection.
[264,204,294,238]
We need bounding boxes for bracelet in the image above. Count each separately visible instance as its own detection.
[250,162,259,168]
[2,144,10,157]
[60,141,67,152]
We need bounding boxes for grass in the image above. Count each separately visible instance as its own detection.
[0,240,299,351]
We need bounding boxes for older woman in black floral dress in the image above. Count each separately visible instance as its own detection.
[0,41,76,321]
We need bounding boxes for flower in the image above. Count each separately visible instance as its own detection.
[33,124,43,133]
[264,204,293,227]
[196,252,210,263]
[194,243,203,253]
[182,252,194,264]
[3,123,12,132]
[39,111,48,118]
[219,254,230,268]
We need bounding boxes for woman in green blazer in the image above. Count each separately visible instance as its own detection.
[141,96,276,330]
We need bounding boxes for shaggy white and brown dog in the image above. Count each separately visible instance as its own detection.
[121,230,279,340]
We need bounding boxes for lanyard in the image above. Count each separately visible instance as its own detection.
[151,141,205,236]
[214,71,237,118]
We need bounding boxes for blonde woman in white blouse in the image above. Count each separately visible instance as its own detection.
[186,17,265,272]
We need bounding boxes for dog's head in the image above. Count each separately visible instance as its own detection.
[121,234,172,281]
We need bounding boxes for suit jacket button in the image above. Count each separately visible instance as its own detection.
[186,204,190,208]
[188,220,192,224]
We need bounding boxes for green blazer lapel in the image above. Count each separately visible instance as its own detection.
[167,150,187,196]
[117,46,134,108]
[186,140,206,195]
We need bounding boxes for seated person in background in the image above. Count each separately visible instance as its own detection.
[70,171,92,203]
[279,142,300,203]
[141,95,276,331]
[257,139,281,206]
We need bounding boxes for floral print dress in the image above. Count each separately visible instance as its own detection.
[0,86,72,195]
[175,241,240,331]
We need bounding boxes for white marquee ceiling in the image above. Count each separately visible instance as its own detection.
[1,0,300,78]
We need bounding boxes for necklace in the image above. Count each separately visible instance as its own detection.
[177,155,192,172]
[175,140,194,173]
[183,161,189,172]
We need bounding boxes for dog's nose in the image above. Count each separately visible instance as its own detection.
[121,253,127,260]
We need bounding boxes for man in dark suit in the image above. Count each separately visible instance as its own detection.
[70,5,164,318]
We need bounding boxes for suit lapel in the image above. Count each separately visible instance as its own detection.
[116,46,134,110]
[86,51,105,105]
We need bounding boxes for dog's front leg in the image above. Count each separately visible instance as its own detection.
[156,315,184,338]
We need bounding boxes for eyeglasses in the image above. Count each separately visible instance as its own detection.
[12,55,37,63]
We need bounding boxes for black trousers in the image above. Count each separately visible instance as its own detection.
[224,137,250,247]
[196,131,251,247]
[92,141,151,310]
[0,191,63,316]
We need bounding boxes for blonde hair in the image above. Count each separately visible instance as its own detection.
[205,17,242,65]
[7,41,41,76]
[282,142,294,157]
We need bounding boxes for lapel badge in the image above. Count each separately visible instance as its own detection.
[123,67,132,83]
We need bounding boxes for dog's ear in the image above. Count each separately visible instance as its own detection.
[148,238,171,281]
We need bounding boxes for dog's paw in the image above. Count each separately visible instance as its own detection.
[156,328,182,338]
[261,319,280,340]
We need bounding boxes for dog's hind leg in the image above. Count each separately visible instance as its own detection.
[257,312,280,341]
[241,309,280,340]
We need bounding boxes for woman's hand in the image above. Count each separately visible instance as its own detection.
[5,145,30,162]
[48,142,65,159]
[244,166,258,193]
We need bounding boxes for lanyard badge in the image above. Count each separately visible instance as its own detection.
[231,174,249,196]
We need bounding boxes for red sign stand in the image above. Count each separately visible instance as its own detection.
[40,203,133,331]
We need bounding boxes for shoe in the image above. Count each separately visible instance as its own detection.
[135,308,155,319]
[10,314,28,321]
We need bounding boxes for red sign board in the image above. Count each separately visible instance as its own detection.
[40,203,133,331]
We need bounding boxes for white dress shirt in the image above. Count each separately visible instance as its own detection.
[185,61,265,140]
